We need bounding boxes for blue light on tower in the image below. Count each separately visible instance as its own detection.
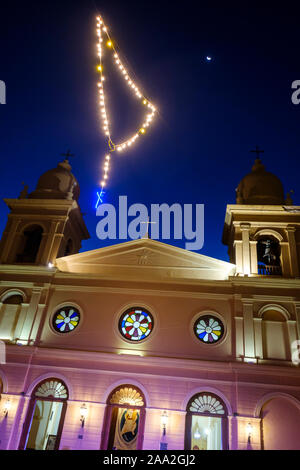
[206,56,212,61]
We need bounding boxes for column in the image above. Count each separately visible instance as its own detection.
[18,288,42,344]
[234,317,244,359]
[286,227,299,277]
[286,320,298,361]
[228,415,238,450]
[295,303,300,339]
[250,240,258,274]
[0,218,21,263]
[253,318,263,359]
[242,301,256,360]
[6,395,30,450]
[13,303,29,343]
[241,224,251,275]
[234,240,243,274]
[40,220,60,265]
[29,304,46,344]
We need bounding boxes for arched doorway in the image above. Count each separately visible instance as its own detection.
[101,385,146,450]
[19,378,68,450]
[260,396,300,449]
[185,392,228,450]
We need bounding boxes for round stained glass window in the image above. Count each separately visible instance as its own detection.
[52,306,80,333]
[194,315,224,344]
[119,307,153,342]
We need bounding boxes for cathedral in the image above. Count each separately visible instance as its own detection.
[0,156,299,451]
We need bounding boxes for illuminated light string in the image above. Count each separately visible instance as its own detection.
[95,15,157,208]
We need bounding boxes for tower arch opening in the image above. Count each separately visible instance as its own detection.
[15,224,43,263]
[257,235,282,275]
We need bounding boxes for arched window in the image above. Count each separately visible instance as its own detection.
[19,378,68,450]
[257,236,281,275]
[185,392,228,450]
[101,385,146,450]
[0,291,24,341]
[261,309,289,360]
[3,294,23,305]
[15,225,43,263]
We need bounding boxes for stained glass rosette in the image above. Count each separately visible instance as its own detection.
[120,308,153,341]
[194,315,224,344]
[52,306,80,333]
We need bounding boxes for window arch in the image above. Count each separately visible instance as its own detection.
[101,384,146,450]
[19,378,68,450]
[3,294,23,305]
[256,235,282,275]
[1,289,25,304]
[260,307,290,361]
[15,224,43,263]
[185,392,228,450]
[0,290,25,341]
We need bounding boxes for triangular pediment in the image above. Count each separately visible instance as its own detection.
[56,238,235,281]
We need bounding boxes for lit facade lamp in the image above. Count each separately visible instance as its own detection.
[161,411,168,436]
[3,399,11,418]
[80,403,88,428]
[246,422,253,444]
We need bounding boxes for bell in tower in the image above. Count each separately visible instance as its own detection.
[0,155,90,266]
[223,148,300,278]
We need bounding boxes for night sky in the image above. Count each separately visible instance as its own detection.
[0,1,299,262]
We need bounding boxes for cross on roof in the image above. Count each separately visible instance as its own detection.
[140,217,157,239]
[61,149,75,159]
[250,145,264,158]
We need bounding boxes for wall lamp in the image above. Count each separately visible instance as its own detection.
[3,399,11,418]
[80,403,88,428]
[246,422,253,444]
[161,411,168,436]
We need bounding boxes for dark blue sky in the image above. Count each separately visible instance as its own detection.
[0,1,299,262]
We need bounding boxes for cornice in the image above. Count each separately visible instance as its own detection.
[4,345,300,382]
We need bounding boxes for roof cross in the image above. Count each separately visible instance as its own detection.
[140,217,157,239]
[250,145,264,159]
[61,149,75,159]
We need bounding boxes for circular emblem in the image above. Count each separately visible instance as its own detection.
[119,307,153,341]
[194,315,224,344]
[52,306,80,333]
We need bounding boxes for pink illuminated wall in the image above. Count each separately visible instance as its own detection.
[261,397,300,450]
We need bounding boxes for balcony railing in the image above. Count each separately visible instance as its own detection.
[258,264,282,276]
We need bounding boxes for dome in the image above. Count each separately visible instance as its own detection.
[29,159,80,201]
[236,159,285,205]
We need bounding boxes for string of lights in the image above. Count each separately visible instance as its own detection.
[95,15,157,208]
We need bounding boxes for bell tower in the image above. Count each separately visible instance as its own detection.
[222,152,300,278]
[0,158,90,266]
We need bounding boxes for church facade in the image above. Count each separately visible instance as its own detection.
[0,157,300,450]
